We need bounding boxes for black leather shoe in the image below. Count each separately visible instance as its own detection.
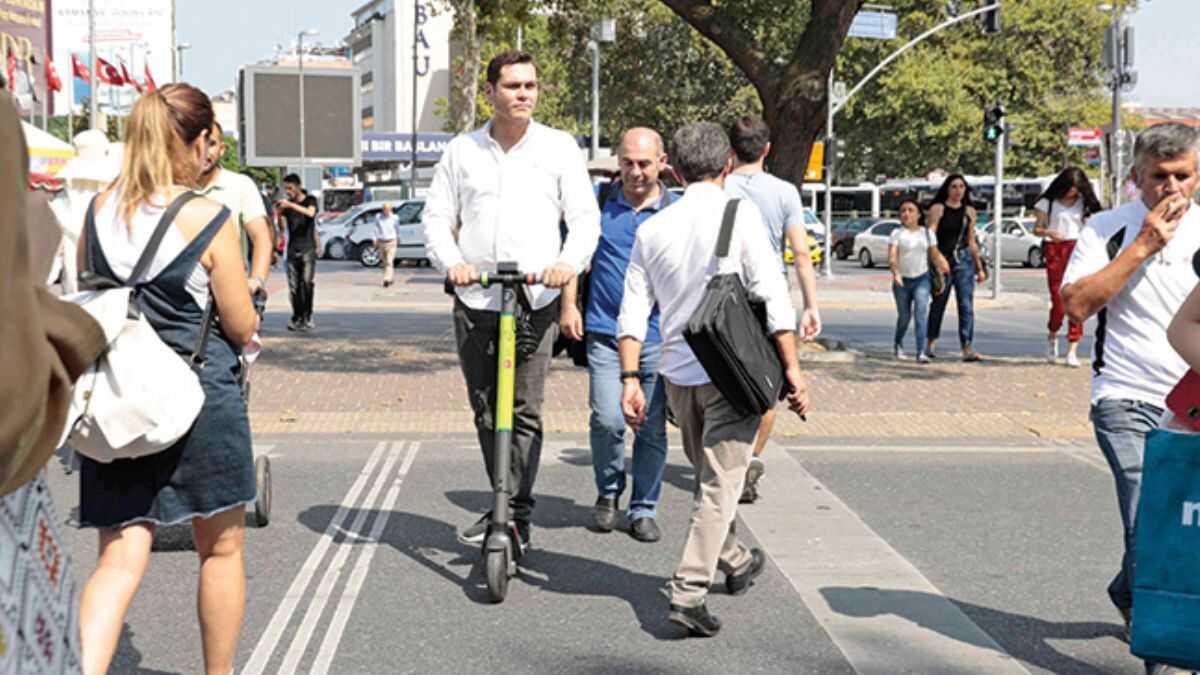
[593,496,618,532]
[668,602,721,637]
[629,516,661,543]
[726,548,765,596]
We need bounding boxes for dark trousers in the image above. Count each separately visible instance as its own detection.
[287,249,316,322]
[452,297,557,524]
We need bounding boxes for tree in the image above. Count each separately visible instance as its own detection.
[218,136,280,187]
[657,0,864,185]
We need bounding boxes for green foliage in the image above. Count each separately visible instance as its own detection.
[218,136,280,187]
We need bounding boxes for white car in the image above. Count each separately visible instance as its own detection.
[851,219,901,268]
[978,218,1045,268]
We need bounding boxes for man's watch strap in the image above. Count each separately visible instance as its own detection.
[620,370,641,382]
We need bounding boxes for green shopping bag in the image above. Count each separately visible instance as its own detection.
[1131,429,1200,669]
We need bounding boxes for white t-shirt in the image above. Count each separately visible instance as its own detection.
[1034,197,1084,241]
[1062,199,1200,406]
[889,226,936,278]
[200,169,267,229]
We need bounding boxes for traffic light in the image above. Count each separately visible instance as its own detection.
[983,1,1002,35]
[983,103,1005,144]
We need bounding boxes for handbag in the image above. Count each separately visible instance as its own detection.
[926,227,945,296]
[683,199,785,418]
[554,181,614,367]
[58,193,207,463]
[1130,429,1200,670]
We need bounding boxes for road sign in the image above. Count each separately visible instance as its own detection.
[806,142,825,182]
[1067,127,1103,147]
[849,10,898,40]
[1084,147,1102,167]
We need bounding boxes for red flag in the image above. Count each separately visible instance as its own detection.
[5,52,14,90]
[71,54,90,81]
[45,55,62,93]
[95,57,124,86]
[120,62,141,94]
[143,64,156,92]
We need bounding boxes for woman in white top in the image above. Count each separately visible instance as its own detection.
[889,196,950,362]
[1032,167,1102,367]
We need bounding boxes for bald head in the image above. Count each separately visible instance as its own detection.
[616,127,667,207]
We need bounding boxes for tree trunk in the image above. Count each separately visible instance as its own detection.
[761,70,828,187]
[448,0,479,133]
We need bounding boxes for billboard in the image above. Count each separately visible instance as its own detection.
[239,64,362,167]
[50,0,174,115]
[0,0,50,115]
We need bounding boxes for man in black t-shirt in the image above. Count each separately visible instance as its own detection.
[277,173,320,331]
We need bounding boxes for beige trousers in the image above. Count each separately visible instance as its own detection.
[378,239,397,283]
[665,381,757,607]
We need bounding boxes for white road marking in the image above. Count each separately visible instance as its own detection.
[277,441,407,675]
[241,441,390,675]
[309,442,422,675]
[1063,448,1111,473]
[738,450,1031,675]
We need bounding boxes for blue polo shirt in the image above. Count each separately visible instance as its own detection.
[585,182,677,342]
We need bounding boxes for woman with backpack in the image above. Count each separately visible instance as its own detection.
[73,83,259,675]
[889,196,950,362]
[926,174,988,362]
[1033,167,1103,368]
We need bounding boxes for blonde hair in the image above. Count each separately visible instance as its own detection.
[112,83,213,222]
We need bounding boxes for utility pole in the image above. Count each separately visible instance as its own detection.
[88,0,97,129]
[823,69,835,279]
[1104,7,1135,205]
[983,102,1006,299]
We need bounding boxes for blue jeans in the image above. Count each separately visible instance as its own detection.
[1090,397,1164,612]
[927,248,976,348]
[892,273,931,355]
[587,333,668,520]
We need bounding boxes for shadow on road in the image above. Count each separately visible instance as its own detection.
[256,310,459,375]
[112,623,180,674]
[820,586,1125,673]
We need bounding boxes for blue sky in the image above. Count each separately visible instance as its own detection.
[180,1,1196,108]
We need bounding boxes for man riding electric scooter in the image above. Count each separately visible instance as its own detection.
[422,50,600,601]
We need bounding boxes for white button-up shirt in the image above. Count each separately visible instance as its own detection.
[618,182,797,386]
[423,120,601,311]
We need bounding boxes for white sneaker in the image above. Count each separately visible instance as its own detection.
[894,346,909,361]
[1046,337,1059,364]
[1065,352,1081,368]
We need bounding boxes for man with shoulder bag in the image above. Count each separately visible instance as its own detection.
[618,122,809,636]
[560,127,678,541]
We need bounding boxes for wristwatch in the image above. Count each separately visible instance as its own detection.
[620,370,641,382]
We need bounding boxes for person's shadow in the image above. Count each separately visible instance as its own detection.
[296,504,688,640]
[820,586,1126,673]
[109,623,180,674]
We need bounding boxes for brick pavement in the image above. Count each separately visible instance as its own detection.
[249,305,1095,441]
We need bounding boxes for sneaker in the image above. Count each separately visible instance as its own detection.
[457,512,491,547]
[1066,352,1081,368]
[287,318,301,331]
[924,348,937,360]
[740,457,765,504]
[593,496,618,532]
[916,353,930,364]
[304,318,316,331]
[1047,337,1059,363]
[668,602,721,637]
[726,548,766,595]
[894,345,909,361]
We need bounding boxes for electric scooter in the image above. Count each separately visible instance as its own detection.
[457,261,539,603]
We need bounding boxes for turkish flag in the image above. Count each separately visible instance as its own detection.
[120,62,142,93]
[45,55,62,92]
[71,54,90,81]
[143,64,156,92]
[5,52,14,89]
[95,57,124,86]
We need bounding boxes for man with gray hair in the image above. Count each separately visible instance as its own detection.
[1061,122,1200,638]
[617,121,810,636]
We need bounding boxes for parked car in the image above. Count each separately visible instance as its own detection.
[316,203,379,260]
[783,208,827,267]
[851,219,902,268]
[356,200,428,267]
[977,217,1045,268]
[830,217,876,260]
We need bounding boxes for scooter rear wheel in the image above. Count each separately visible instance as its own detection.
[485,548,509,603]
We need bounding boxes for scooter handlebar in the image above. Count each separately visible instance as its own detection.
[445,270,541,290]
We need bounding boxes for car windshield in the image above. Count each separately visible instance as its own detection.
[394,201,424,224]
[323,206,368,228]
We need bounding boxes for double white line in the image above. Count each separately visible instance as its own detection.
[242,440,421,675]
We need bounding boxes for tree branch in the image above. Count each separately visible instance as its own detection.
[658,0,769,86]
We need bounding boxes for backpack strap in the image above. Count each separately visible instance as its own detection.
[715,199,740,259]
[126,191,201,286]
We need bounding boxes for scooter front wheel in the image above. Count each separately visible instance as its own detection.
[485,548,509,603]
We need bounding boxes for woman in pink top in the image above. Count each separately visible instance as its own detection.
[1032,167,1102,367]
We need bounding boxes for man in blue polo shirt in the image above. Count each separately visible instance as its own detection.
[560,127,677,542]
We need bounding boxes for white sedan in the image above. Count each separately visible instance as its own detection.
[851,219,901,268]
[978,218,1045,268]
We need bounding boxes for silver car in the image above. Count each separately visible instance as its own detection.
[978,218,1045,268]
[851,219,901,268]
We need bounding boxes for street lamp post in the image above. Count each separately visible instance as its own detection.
[587,19,615,160]
[88,0,97,129]
[174,42,191,82]
[298,28,319,189]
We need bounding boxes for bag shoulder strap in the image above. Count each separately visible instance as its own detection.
[597,181,613,210]
[1106,226,1127,262]
[126,191,200,287]
[716,199,740,259]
